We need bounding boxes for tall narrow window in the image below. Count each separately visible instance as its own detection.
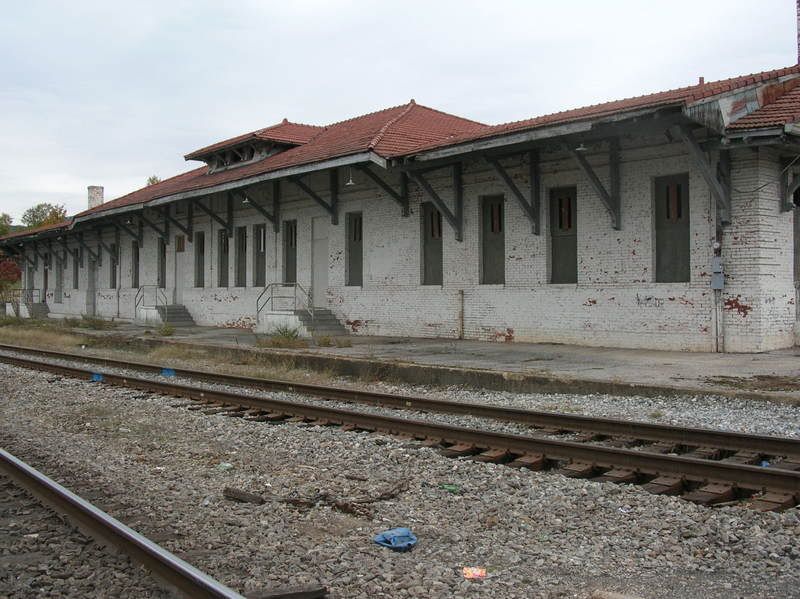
[54,255,63,303]
[235,226,247,287]
[421,202,443,285]
[283,220,297,284]
[218,229,229,287]
[346,212,363,286]
[194,231,205,288]
[131,241,139,288]
[481,196,505,284]
[157,238,167,289]
[109,244,117,289]
[654,174,690,283]
[550,187,577,284]
[72,248,80,290]
[253,224,266,287]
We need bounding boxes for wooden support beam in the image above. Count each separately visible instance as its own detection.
[678,124,731,225]
[569,139,621,230]
[94,227,115,258]
[484,151,540,234]
[780,157,800,212]
[113,218,143,247]
[355,166,410,216]
[407,164,464,241]
[162,206,191,238]
[75,232,98,263]
[193,197,232,236]
[139,212,169,242]
[236,187,278,228]
[272,180,281,233]
[289,173,339,225]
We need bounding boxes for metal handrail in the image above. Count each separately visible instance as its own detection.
[21,288,41,305]
[256,283,314,322]
[135,285,169,321]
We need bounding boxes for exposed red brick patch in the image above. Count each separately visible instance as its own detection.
[724,296,752,317]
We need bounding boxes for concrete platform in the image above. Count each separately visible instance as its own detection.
[87,322,800,403]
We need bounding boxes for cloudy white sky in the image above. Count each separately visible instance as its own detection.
[0,1,796,222]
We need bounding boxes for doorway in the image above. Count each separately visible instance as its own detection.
[311,216,329,308]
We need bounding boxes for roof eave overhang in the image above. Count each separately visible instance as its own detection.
[70,151,387,227]
[405,105,682,163]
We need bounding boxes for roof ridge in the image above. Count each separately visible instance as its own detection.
[255,119,323,135]
[368,100,417,150]
[320,102,414,130]
[490,63,800,131]
[410,101,488,127]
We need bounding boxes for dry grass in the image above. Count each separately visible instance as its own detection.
[0,324,86,350]
[334,337,352,348]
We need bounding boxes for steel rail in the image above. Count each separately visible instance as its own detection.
[1,343,799,459]
[0,448,245,599]
[3,353,799,495]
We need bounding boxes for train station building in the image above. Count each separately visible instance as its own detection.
[2,64,800,353]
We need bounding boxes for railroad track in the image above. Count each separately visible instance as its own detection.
[0,448,246,599]
[1,344,798,511]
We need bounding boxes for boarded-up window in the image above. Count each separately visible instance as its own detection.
[157,238,167,289]
[218,229,229,287]
[109,244,117,289]
[550,187,577,284]
[346,212,363,286]
[253,224,266,287]
[235,226,247,287]
[73,248,80,290]
[194,231,205,288]
[131,241,139,288]
[283,220,297,284]
[481,196,505,284]
[175,235,186,253]
[655,174,690,283]
[421,202,443,285]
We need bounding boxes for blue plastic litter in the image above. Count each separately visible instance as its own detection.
[90,373,104,382]
[373,527,417,552]
[161,368,176,377]
[760,460,770,467]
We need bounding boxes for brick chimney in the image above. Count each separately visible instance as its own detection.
[88,185,104,209]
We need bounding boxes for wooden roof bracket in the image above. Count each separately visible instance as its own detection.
[677,124,731,225]
[355,165,409,216]
[235,180,280,232]
[93,226,116,259]
[407,163,463,241]
[780,157,800,213]
[139,211,170,242]
[161,204,193,240]
[113,218,143,248]
[193,196,233,237]
[75,232,98,264]
[569,138,621,230]
[31,242,48,267]
[484,150,540,234]
[289,171,339,225]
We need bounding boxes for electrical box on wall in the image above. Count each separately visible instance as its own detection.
[711,256,724,290]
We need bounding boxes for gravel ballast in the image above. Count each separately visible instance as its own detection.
[0,362,799,598]
[0,477,170,598]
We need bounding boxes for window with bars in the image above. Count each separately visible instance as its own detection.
[654,174,690,283]
[550,187,577,284]
[481,196,505,284]
[346,212,363,286]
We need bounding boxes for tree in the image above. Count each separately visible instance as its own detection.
[0,213,10,237]
[0,258,21,298]
[20,203,67,229]
[147,175,161,186]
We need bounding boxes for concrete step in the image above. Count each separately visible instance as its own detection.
[156,304,196,326]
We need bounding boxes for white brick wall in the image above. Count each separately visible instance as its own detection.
[23,139,798,352]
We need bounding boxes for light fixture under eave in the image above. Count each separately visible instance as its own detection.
[574,143,588,152]
[345,166,356,187]
[241,195,251,205]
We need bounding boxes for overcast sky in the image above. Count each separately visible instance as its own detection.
[0,0,796,222]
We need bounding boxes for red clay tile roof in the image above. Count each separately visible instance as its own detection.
[406,64,800,155]
[727,84,800,130]
[0,220,71,241]
[72,101,487,219]
[185,119,323,160]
